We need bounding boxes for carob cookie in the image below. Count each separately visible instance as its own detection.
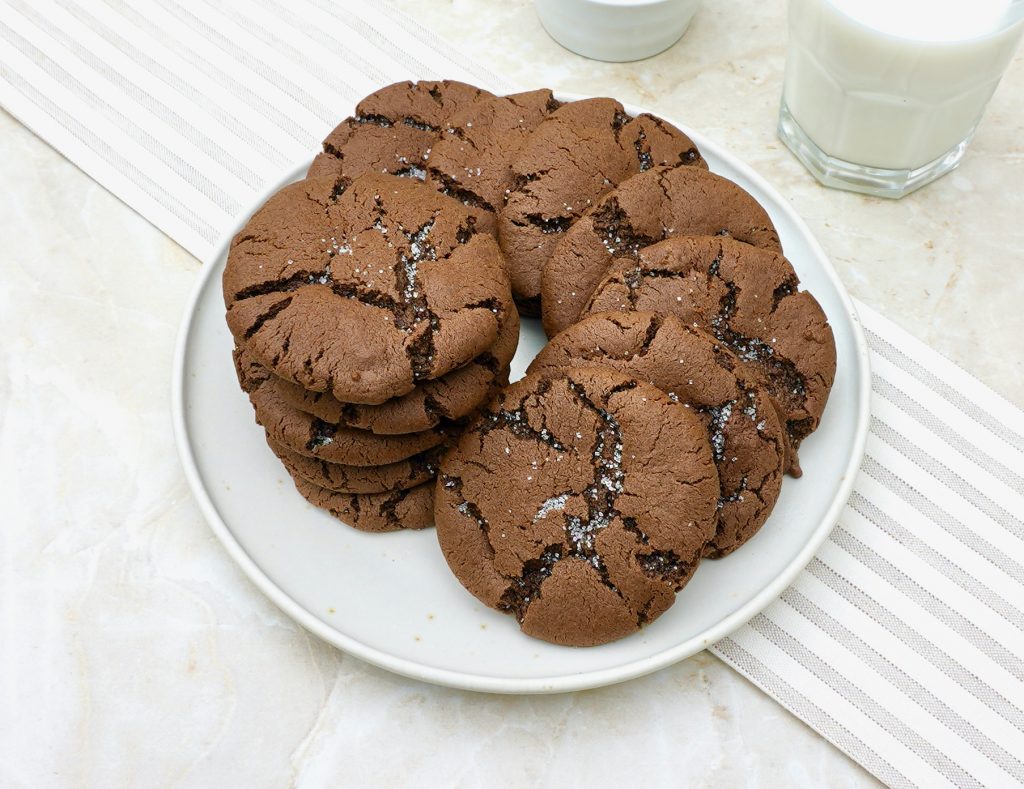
[584,236,836,474]
[269,290,520,434]
[527,312,786,556]
[269,437,443,494]
[249,377,448,466]
[498,98,707,312]
[294,476,435,532]
[425,89,562,236]
[307,80,494,182]
[435,367,720,647]
[223,172,513,404]
[541,165,782,337]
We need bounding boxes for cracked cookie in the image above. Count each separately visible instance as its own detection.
[527,311,785,556]
[435,367,720,647]
[223,172,513,404]
[424,88,562,237]
[541,165,782,337]
[584,236,836,474]
[268,287,519,434]
[268,437,442,494]
[294,476,435,532]
[307,80,494,183]
[248,374,449,466]
[498,98,707,313]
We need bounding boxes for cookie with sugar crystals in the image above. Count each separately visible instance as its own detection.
[307,80,494,183]
[541,164,782,337]
[584,235,835,474]
[267,287,520,434]
[223,172,512,405]
[528,311,786,556]
[435,366,719,647]
[425,88,563,237]
[498,98,706,313]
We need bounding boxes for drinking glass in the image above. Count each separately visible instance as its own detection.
[778,0,1024,198]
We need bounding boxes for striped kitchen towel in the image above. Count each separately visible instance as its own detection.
[2,2,1022,786]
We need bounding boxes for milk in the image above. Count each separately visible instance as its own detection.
[783,0,1024,171]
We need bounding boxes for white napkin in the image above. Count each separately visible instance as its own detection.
[3,2,1022,785]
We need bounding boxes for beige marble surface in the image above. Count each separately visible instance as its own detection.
[2,0,1022,786]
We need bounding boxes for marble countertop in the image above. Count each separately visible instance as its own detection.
[2,0,1021,785]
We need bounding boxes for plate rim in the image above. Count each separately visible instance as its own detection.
[171,92,872,694]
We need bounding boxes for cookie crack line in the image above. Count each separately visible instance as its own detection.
[499,545,564,621]
[616,260,810,424]
[508,167,552,194]
[350,113,440,133]
[512,213,574,235]
[430,169,495,213]
[473,383,568,453]
[702,398,738,463]
[708,386,781,508]
[558,379,632,599]
[593,200,661,261]
[394,165,428,181]
[611,109,630,141]
[383,204,442,379]
[426,84,445,106]
[243,296,293,340]
[232,268,329,303]
[633,127,654,171]
[379,488,412,527]
[231,258,368,317]
[645,115,702,165]
[635,550,693,603]
[441,474,498,559]
[708,276,808,417]
[307,419,336,452]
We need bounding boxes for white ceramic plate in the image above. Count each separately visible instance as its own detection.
[172,96,870,694]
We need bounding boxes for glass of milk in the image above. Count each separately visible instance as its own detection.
[779,0,1024,198]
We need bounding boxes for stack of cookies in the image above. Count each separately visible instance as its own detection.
[224,171,517,532]
[223,79,838,647]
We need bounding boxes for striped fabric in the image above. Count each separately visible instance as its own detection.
[3,2,1023,786]
[0,0,506,257]
[717,306,1024,787]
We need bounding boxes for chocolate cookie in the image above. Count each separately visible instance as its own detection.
[223,172,513,404]
[249,378,448,466]
[295,476,435,532]
[541,165,782,336]
[498,98,707,312]
[425,89,562,236]
[270,290,520,434]
[269,437,442,494]
[584,236,836,473]
[435,367,720,647]
[527,312,786,556]
[233,342,275,394]
[307,80,494,182]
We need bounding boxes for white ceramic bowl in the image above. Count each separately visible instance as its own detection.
[535,0,701,62]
